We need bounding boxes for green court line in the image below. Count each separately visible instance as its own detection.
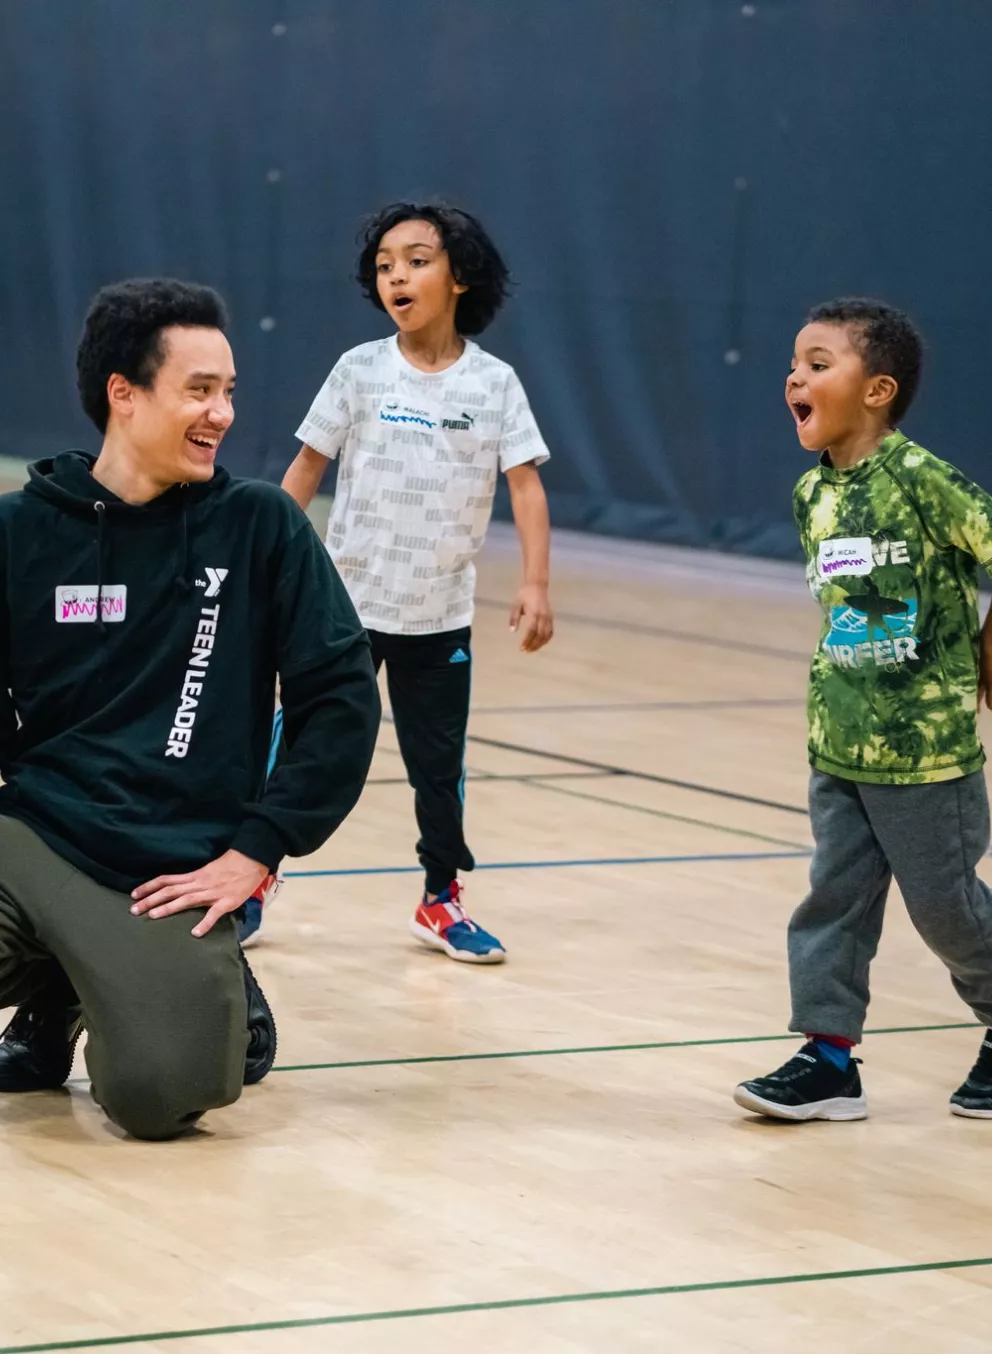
[64,1021,978,1090]
[6,1255,992,1352]
[271,1021,980,1074]
[523,776,809,850]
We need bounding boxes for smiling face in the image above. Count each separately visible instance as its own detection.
[374,219,467,334]
[785,321,898,454]
[106,325,236,487]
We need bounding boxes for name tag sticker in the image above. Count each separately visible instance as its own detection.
[817,537,873,579]
[55,584,127,623]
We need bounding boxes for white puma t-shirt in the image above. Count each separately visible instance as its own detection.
[296,336,550,635]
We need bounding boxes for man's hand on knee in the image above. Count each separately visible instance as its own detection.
[131,850,269,937]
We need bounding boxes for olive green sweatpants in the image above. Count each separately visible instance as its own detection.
[0,816,247,1139]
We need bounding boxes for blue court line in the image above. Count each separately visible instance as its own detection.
[283,849,811,879]
[468,698,804,716]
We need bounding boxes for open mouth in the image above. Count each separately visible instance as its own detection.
[186,433,219,451]
[393,295,414,311]
[791,401,813,427]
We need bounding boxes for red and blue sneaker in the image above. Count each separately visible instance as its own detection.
[237,873,283,949]
[409,881,506,964]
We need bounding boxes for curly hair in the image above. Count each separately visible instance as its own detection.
[806,297,924,424]
[356,202,510,336]
[77,278,229,433]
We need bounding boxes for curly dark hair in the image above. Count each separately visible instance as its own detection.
[356,202,510,336]
[806,297,923,424]
[76,278,229,433]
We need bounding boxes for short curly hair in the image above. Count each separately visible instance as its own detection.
[806,297,923,424]
[356,202,510,336]
[77,278,229,433]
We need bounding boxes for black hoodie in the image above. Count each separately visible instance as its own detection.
[0,451,380,892]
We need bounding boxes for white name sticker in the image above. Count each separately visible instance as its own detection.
[55,585,127,624]
[817,537,873,579]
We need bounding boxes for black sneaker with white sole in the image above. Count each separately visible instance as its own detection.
[0,971,83,1093]
[950,1031,992,1118]
[734,1042,867,1121]
[241,951,277,1086]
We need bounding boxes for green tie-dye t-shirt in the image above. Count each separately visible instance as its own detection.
[793,432,992,784]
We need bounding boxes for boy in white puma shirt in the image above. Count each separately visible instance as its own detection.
[278,202,554,962]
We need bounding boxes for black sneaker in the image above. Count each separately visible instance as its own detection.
[241,951,277,1086]
[950,1031,992,1118]
[734,1042,867,1121]
[0,976,84,1093]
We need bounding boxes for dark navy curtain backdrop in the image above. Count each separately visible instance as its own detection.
[2,0,989,557]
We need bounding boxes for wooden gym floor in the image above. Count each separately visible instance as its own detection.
[3,508,992,1353]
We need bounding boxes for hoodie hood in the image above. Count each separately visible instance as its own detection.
[25,451,231,629]
[25,450,229,518]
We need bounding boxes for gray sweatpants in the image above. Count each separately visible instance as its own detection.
[789,769,992,1041]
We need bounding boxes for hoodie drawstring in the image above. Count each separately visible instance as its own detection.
[93,487,192,627]
[175,487,192,595]
[93,501,108,637]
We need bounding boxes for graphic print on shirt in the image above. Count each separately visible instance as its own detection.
[165,602,222,758]
[824,580,919,669]
[815,536,920,671]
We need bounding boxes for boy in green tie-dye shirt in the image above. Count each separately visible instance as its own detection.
[799,434,992,783]
[734,298,992,1124]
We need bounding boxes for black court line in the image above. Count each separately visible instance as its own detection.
[462,731,809,816]
[468,698,804,715]
[475,596,811,662]
[522,777,808,849]
[365,770,621,787]
[9,1256,992,1351]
